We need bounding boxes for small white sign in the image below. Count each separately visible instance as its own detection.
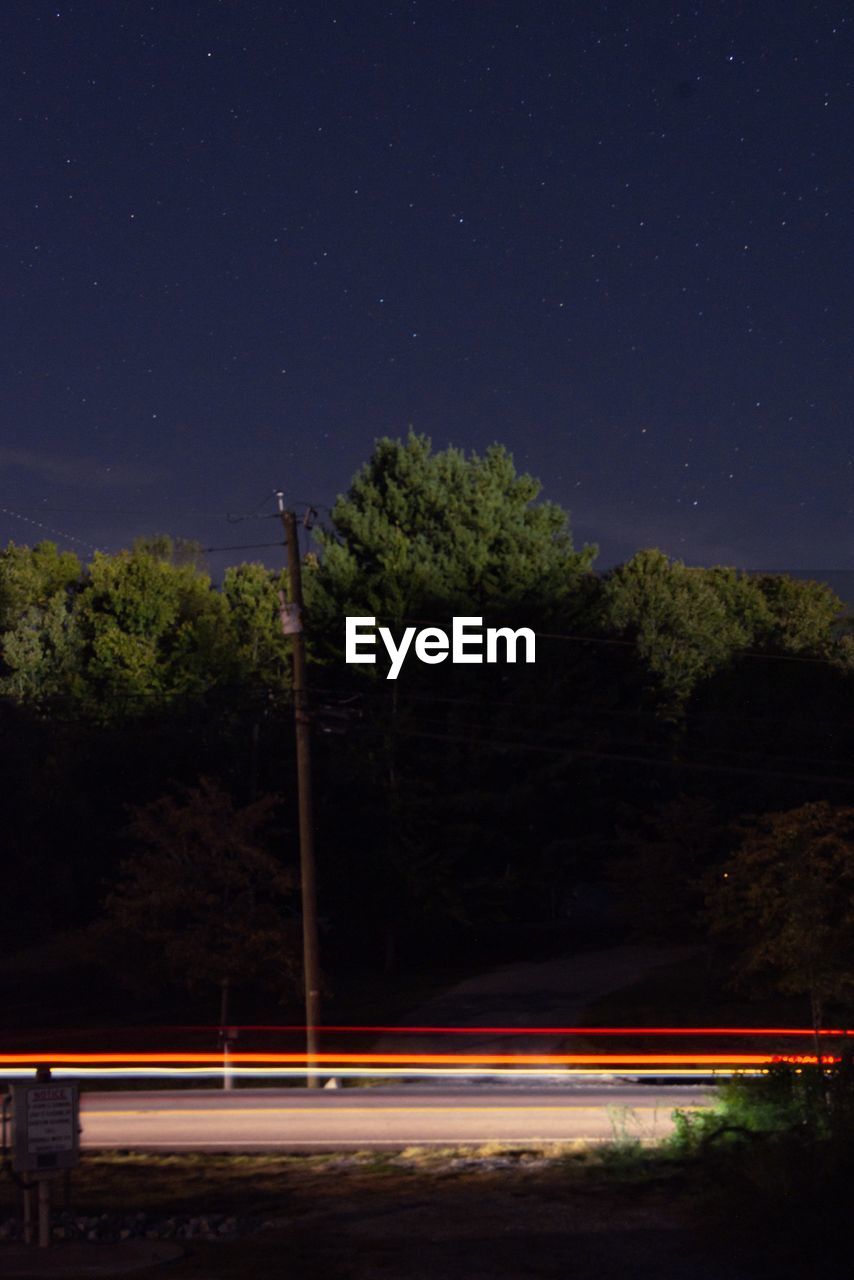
[12,1082,80,1172]
[26,1087,76,1154]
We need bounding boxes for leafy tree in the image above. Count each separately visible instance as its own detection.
[705,802,854,1039]
[602,553,849,712]
[601,551,761,710]
[73,540,236,715]
[0,541,82,632]
[752,574,847,657]
[131,534,206,571]
[1,591,85,703]
[100,777,299,1009]
[1,538,295,717]
[306,430,596,643]
[0,541,85,702]
[221,561,291,694]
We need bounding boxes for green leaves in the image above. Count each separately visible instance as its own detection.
[78,546,230,705]
[221,561,292,691]
[0,540,81,633]
[0,537,291,718]
[306,431,597,646]
[602,550,847,711]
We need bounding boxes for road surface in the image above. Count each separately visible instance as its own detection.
[79,1085,713,1151]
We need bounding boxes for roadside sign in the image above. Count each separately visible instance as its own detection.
[11,1082,80,1173]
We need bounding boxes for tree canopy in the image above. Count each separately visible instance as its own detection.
[601,549,848,710]
[705,802,854,1031]
[1,437,852,993]
[0,536,291,718]
[305,431,597,649]
[100,777,299,1004]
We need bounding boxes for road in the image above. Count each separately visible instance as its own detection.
[79,1085,713,1151]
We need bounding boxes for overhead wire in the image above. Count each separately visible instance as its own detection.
[293,685,854,785]
[4,680,853,785]
[305,677,854,733]
[201,540,284,553]
[0,504,103,553]
[385,721,854,789]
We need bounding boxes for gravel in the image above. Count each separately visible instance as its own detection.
[0,1210,252,1243]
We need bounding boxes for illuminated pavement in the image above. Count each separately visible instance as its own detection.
[79,1085,714,1150]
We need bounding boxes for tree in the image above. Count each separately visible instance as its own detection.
[601,551,762,710]
[221,561,292,695]
[306,430,596,643]
[752,573,847,658]
[101,778,300,1012]
[303,432,597,964]
[705,802,854,1042]
[602,553,849,713]
[0,541,85,703]
[73,539,236,716]
[1,590,85,703]
[1,538,296,718]
[0,540,81,633]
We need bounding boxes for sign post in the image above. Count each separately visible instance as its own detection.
[10,1074,80,1248]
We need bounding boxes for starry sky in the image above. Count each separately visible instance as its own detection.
[1,1,852,579]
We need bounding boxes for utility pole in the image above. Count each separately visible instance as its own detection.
[276,491,321,1088]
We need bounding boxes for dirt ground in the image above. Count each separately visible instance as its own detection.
[0,1152,799,1280]
[245,1169,766,1280]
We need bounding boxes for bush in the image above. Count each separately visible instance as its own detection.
[669,1061,854,1248]
[671,1060,854,1154]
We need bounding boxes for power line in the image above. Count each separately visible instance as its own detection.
[306,678,854,732]
[391,703,854,776]
[387,722,854,790]
[3,682,852,785]
[0,505,103,553]
[0,502,254,518]
[201,540,284,553]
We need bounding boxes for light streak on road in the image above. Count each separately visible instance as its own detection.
[1,1028,840,1084]
[0,1051,836,1072]
[0,1066,764,1080]
[0,1052,821,1065]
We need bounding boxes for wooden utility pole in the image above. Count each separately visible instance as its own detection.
[276,491,321,1087]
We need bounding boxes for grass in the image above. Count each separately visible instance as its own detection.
[0,1145,662,1218]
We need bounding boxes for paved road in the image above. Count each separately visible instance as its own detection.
[79,1085,713,1151]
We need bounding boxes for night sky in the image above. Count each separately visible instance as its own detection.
[1,2,851,578]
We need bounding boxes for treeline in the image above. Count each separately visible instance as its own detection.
[2,433,853,1011]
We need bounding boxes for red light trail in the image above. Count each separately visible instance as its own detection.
[186,1024,854,1037]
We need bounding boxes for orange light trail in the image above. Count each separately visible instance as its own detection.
[0,1052,839,1067]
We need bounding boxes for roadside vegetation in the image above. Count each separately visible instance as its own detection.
[668,1062,854,1239]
